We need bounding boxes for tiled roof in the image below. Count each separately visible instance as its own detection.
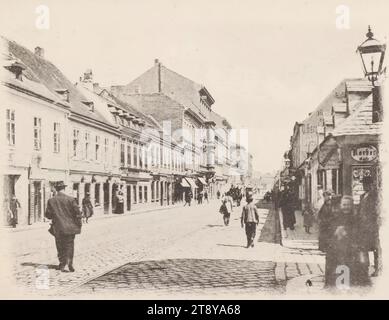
[332,94,382,136]
[109,93,185,134]
[5,37,112,126]
[345,78,372,92]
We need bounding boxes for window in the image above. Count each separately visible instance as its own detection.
[104,138,109,164]
[95,183,100,205]
[133,185,137,203]
[139,144,143,168]
[33,117,42,150]
[120,139,125,166]
[144,186,148,202]
[127,140,132,167]
[85,132,90,160]
[112,140,117,165]
[6,109,15,146]
[53,122,60,153]
[73,129,80,158]
[139,185,143,203]
[95,135,100,161]
[133,142,138,167]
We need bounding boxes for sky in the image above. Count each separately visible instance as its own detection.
[1,0,388,173]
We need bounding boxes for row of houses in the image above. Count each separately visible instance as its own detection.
[1,37,253,227]
[280,77,383,210]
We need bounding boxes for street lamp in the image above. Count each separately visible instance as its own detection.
[357,26,386,123]
[357,25,386,86]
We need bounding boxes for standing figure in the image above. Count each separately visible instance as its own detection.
[279,185,296,230]
[216,190,221,200]
[318,190,334,252]
[82,192,94,223]
[116,190,124,214]
[45,181,82,272]
[198,190,203,205]
[184,189,192,207]
[302,201,314,234]
[204,190,209,203]
[9,195,21,228]
[358,176,381,277]
[241,195,259,248]
[221,192,233,226]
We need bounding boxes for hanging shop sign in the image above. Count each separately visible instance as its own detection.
[351,145,378,162]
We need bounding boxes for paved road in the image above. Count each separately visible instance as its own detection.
[0,199,325,298]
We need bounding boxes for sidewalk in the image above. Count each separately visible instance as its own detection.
[279,208,319,250]
[2,200,216,233]
[277,207,326,294]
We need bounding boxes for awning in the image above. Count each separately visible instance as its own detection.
[184,178,197,189]
[197,177,207,185]
[180,179,191,188]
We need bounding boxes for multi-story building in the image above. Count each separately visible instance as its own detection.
[2,38,123,225]
[77,71,185,211]
[287,78,372,208]
[109,59,226,198]
[1,37,71,226]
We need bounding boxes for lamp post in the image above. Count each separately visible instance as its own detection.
[357,26,386,122]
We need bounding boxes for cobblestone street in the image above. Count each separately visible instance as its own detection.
[1,198,325,298]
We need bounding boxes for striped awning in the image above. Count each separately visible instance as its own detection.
[197,177,207,185]
[180,179,191,188]
[184,178,197,189]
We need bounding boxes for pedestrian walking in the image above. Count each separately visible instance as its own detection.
[184,189,192,206]
[9,195,21,228]
[82,192,94,223]
[302,201,314,234]
[241,195,259,248]
[45,181,82,272]
[221,192,233,226]
[198,190,203,204]
[204,190,209,203]
[358,176,381,277]
[279,185,296,230]
[318,190,334,252]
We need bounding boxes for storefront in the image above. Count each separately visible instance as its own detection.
[336,135,380,205]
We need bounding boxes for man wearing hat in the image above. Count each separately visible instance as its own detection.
[45,181,82,272]
[241,193,259,248]
[358,174,381,277]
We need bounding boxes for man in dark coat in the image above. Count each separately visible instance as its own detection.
[45,181,82,272]
[358,176,381,277]
[318,190,334,252]
[279,186,296,230]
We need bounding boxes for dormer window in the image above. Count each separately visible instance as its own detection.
[4,61,25,81]
[55,89,69,102]
[82,100,94,112]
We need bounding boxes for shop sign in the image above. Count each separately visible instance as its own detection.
[351,145,377,162]
[352,166,373,205]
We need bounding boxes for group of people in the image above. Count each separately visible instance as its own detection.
[277,174,381,289]
[219,189,260,248]
[317,176,381,289]
[183,189,209,206]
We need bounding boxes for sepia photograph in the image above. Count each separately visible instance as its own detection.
[0,0,388,303]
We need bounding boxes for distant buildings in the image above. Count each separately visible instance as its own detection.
[283,78,382,210]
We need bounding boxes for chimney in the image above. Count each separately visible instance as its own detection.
[81,69,93,90]
[34,46,44,58]
[155,58,161,93]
